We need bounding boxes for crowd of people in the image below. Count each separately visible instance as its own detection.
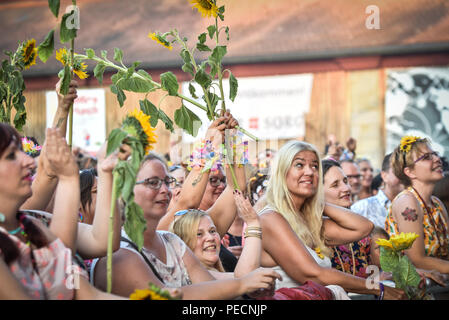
[1,79,449,300]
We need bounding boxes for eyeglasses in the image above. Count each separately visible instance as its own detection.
[346,174,361,180]
[414,151,440,164]
[209,176,226,187]
[172,179,184,188]
[135,176,176,190]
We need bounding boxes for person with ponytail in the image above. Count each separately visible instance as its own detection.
[386,136,449,275]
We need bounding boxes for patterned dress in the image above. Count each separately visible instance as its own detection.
[331,237,372,278]
[385,187,449,259]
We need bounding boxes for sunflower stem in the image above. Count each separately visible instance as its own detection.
[107,170,119,293]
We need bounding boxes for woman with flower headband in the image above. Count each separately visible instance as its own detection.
[385,136,449,274]
[256,140,406,299]
[92,114,282,299]
[0,123,129,299]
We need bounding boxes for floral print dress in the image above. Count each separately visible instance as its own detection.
[385,187,449,259]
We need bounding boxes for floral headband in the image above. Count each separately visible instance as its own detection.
[22,137,42,156]
[399,136,423,153]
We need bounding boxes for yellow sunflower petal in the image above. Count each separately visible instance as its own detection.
[190,0,218,18]
[55,48,68,66]
[375,238,394,249]
[128,109,158,154]
[22,39,38,69]
[148,32,173,51]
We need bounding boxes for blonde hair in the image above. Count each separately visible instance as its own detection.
[170,209,225,272]
[391,138,429,187]
[265,140,332,257]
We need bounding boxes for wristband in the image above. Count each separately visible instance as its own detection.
[378,282,384,300]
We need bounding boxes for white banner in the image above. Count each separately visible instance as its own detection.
[181,73,314,142]
[46,88,106,153]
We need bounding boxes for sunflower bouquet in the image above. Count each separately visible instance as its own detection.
[0,38,39,130]
[105,108,157,293]
[376,232,429,299]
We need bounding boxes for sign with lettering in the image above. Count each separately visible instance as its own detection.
[46,88,106,152]
[181,73,314,142]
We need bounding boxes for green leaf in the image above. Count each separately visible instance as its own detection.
[136,69,152,82]
[225,26,230,41]
[174,104,202,137]
[93,62,107,84]
[59,65,72,95]
[139,99,159,127]
[60,11,78,43]
[160,71,179,96]
[110,84,126,107]
[196,43,211,52]
[48,0,60,18]
[209,46,227,65]
[101,50,108,60]
[198,33,207,44]
[379,247,399,273]
[207,25,216,39]
[86,48,95,59]
[188,83,198,99]
[37,29,55,63]
[194,67,212,88]
[113,48,123,63]
[117,76,153,93]
[12,94,26,132]
[229,72,238,102]
[106,128,128,156]
[182,62,194,77]
[158,108,174,132]
[124,201,147,250]
[397,255,421,288]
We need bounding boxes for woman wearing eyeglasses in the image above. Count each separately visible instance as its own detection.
[92,115,281,299]
[386,136,449,274]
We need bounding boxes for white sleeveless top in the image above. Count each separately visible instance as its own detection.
[258,206,350,300]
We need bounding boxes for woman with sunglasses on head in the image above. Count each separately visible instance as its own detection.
[92,115,281,299]
[386,136,449,274]
[256,140,406,299]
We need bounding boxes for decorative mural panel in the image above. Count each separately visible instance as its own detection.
[385,67,449,159]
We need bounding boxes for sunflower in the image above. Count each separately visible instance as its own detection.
[22,39,38,69]
[72,60,89,79]
[389,232,419,251]
[375,238,394,250]
[55,47,69,66]
[148,32,173,51]
[190,0,218,18]
[129,289,168,300]
[124,109,157,154]
[400,136,419,153]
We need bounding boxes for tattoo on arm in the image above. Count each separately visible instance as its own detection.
[55,117,65,128]
[401,207,418,222]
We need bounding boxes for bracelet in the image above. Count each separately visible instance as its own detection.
[378,283,384,300]
[244,229,262,239]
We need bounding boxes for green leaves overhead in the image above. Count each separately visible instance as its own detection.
[37,29,55,63]
[60,10,78,43]
[160,71,179,96]
[106,128,128,156]
[174,104,202,137]
[139,99,174,132]
[229,71,238,102]
[48,0,60,18]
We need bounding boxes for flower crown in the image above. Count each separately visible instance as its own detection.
[399,136,422,153]
[22,137,42,156]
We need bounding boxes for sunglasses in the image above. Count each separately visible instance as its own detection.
[414,151,440,164]
[135,176,176,190]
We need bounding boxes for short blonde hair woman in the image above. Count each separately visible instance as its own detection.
[259,140,406,300]
[386,136,449,274]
